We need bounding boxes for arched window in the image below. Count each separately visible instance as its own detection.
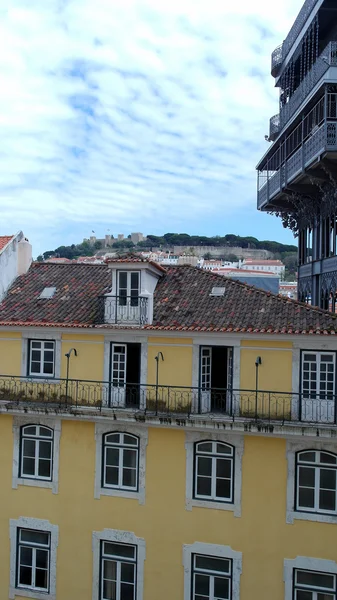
[194,441,234,503]
[102,433,139,491]
[20,425,53,480]
[296,450,337,514]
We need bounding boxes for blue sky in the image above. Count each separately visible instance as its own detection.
[0,0,304,256]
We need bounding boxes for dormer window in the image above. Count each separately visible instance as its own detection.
[118,271,140,307]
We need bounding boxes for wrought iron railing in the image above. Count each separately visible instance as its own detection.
[279,42,337,131]
[97,295,148,325]
[0,376,336,425]
[269,114,281,141]
[271,0,320,75]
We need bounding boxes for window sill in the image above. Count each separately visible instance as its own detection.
[286,509,337,525]
[10,587,55,600]
[96,487,143,503]
[186,498,241,517]
[13,477,57,494]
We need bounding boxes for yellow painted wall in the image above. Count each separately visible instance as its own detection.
[0,332,21,376]
[0,417,337,599]
[240,345,293,392]
[60,334,105,381]
[147,337,193,387]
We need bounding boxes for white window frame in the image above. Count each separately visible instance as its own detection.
[117,271,140,303]
[284,556,337,600]
[9,517,59,600]
[100,539,137,600]
[92,528,145,600]
[111,344,127,387]
[185,432,243,516]
[21,332,61,382]
[183,542,242,600]
[301,351,336,399]
[20,424,54,481]
[102,432,139,491]
[296,449,337,514]
[192,553,232,600]
[94,423,148,503]
[28,340,56,378]
[286,440,337,524]
[194,441,234,503]
[12,416,61,494]
[17,528,50,593]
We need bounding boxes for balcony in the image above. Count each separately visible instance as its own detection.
[0,376,336,426]
[271,44,283,78]
[269,113,280,141]
[97,295,149,325]
[258,119,337,210]
[279,42,337,131]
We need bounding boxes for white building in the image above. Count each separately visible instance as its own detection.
[0,232,32,301]
[240,259,285,276]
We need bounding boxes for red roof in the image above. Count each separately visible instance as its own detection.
[0,235,14,252]
[0,262,336,335]
[243,259,284,266]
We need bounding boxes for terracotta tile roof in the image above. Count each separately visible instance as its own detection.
[0,235,14,252]
[105,256,167,272]
[243,259,284,266]
[0,263,336,335]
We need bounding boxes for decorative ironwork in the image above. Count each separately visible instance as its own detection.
[282,0,319,63]
[0,375,336,425]
[298,276,312,302]
[97,295,149,325]
[321,271,337,296]
[269,113,280,141]
[271,44,283,77]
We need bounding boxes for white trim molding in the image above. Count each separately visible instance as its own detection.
[284,556,337,600]
[21,331,61,381]
[286,439,337,524]
[9,516,59,600]
[185,431,244,516]
[12,416,61,494]
[94,422,148,503]
[92,528,146,600]
[183,541,242,600]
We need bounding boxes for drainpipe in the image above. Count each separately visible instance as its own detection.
[154,352,164,415]
[255,356,262,419]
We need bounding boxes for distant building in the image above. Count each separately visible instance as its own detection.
[130,232,144,244]
[279,282,297,300]
[117,234,124,241]
[241,259,285,276]
[0,232,32,301]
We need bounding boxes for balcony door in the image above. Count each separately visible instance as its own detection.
[109,343,141,408]
[199,346,233,413]
[117,271,140,323]
[301,352,336,423]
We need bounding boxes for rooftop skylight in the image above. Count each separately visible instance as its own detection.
[39,287,56,299]
[210,287,226,297]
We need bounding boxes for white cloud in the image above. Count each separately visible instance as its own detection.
[0,0,303,253]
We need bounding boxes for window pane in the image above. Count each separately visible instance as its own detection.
[121,562,135,583]
[197,457,212,477]
[39,441,52,459]
[43,362,54,375]
[103,543,136,559]
[121,583,135,600]
[20,546,33,566]
[216,478,231,499]
[44,351,54,362]
[35,568,48,590]
[106,448,119,467]
[103,580,117,600]
[31,341,42,348]
[119,273,127,288]
[195,574,210,595]
[106,433,120,444]
[20,530,49,545]
[320,469,336,490]
[214,576,230,599]
[31,351,41,361]
[22,457,35,476]
[23,439,36,457]
[196,476,212,497]
[319,489,336,511]
[38,458,51,478]
[299,467,315,487]
[44,342,54,350]
[122,468,137,488]
[296,570,335,589]
[321,452,337,464]
[30,362,41,374]
[105,467,119,486]
[104,559,117,580]
[195,556,230,573]
[197,442,213,453]
[130,272,139,288]
[298,487,315,508]
[36,549,48,569]
[23,426,37,436]
[216,459,231,479]
[295,592,312,600]
[39,427,52,438]
[216,444,232,455]
[298,452,317,463]
[123,450,137,468]
[123,435,138,446]
[19,566,32,585]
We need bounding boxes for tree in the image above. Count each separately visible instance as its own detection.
[227,253,239,262]
[36,255,44,262]
[204,252,212,260]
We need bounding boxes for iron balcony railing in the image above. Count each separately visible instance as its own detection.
[271,0,320,76]
[0,376,336,425]
[97,295,148,325]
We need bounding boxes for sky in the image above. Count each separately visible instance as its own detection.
[0,0,304,256]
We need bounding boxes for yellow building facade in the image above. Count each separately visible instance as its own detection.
[0,259,337,600]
